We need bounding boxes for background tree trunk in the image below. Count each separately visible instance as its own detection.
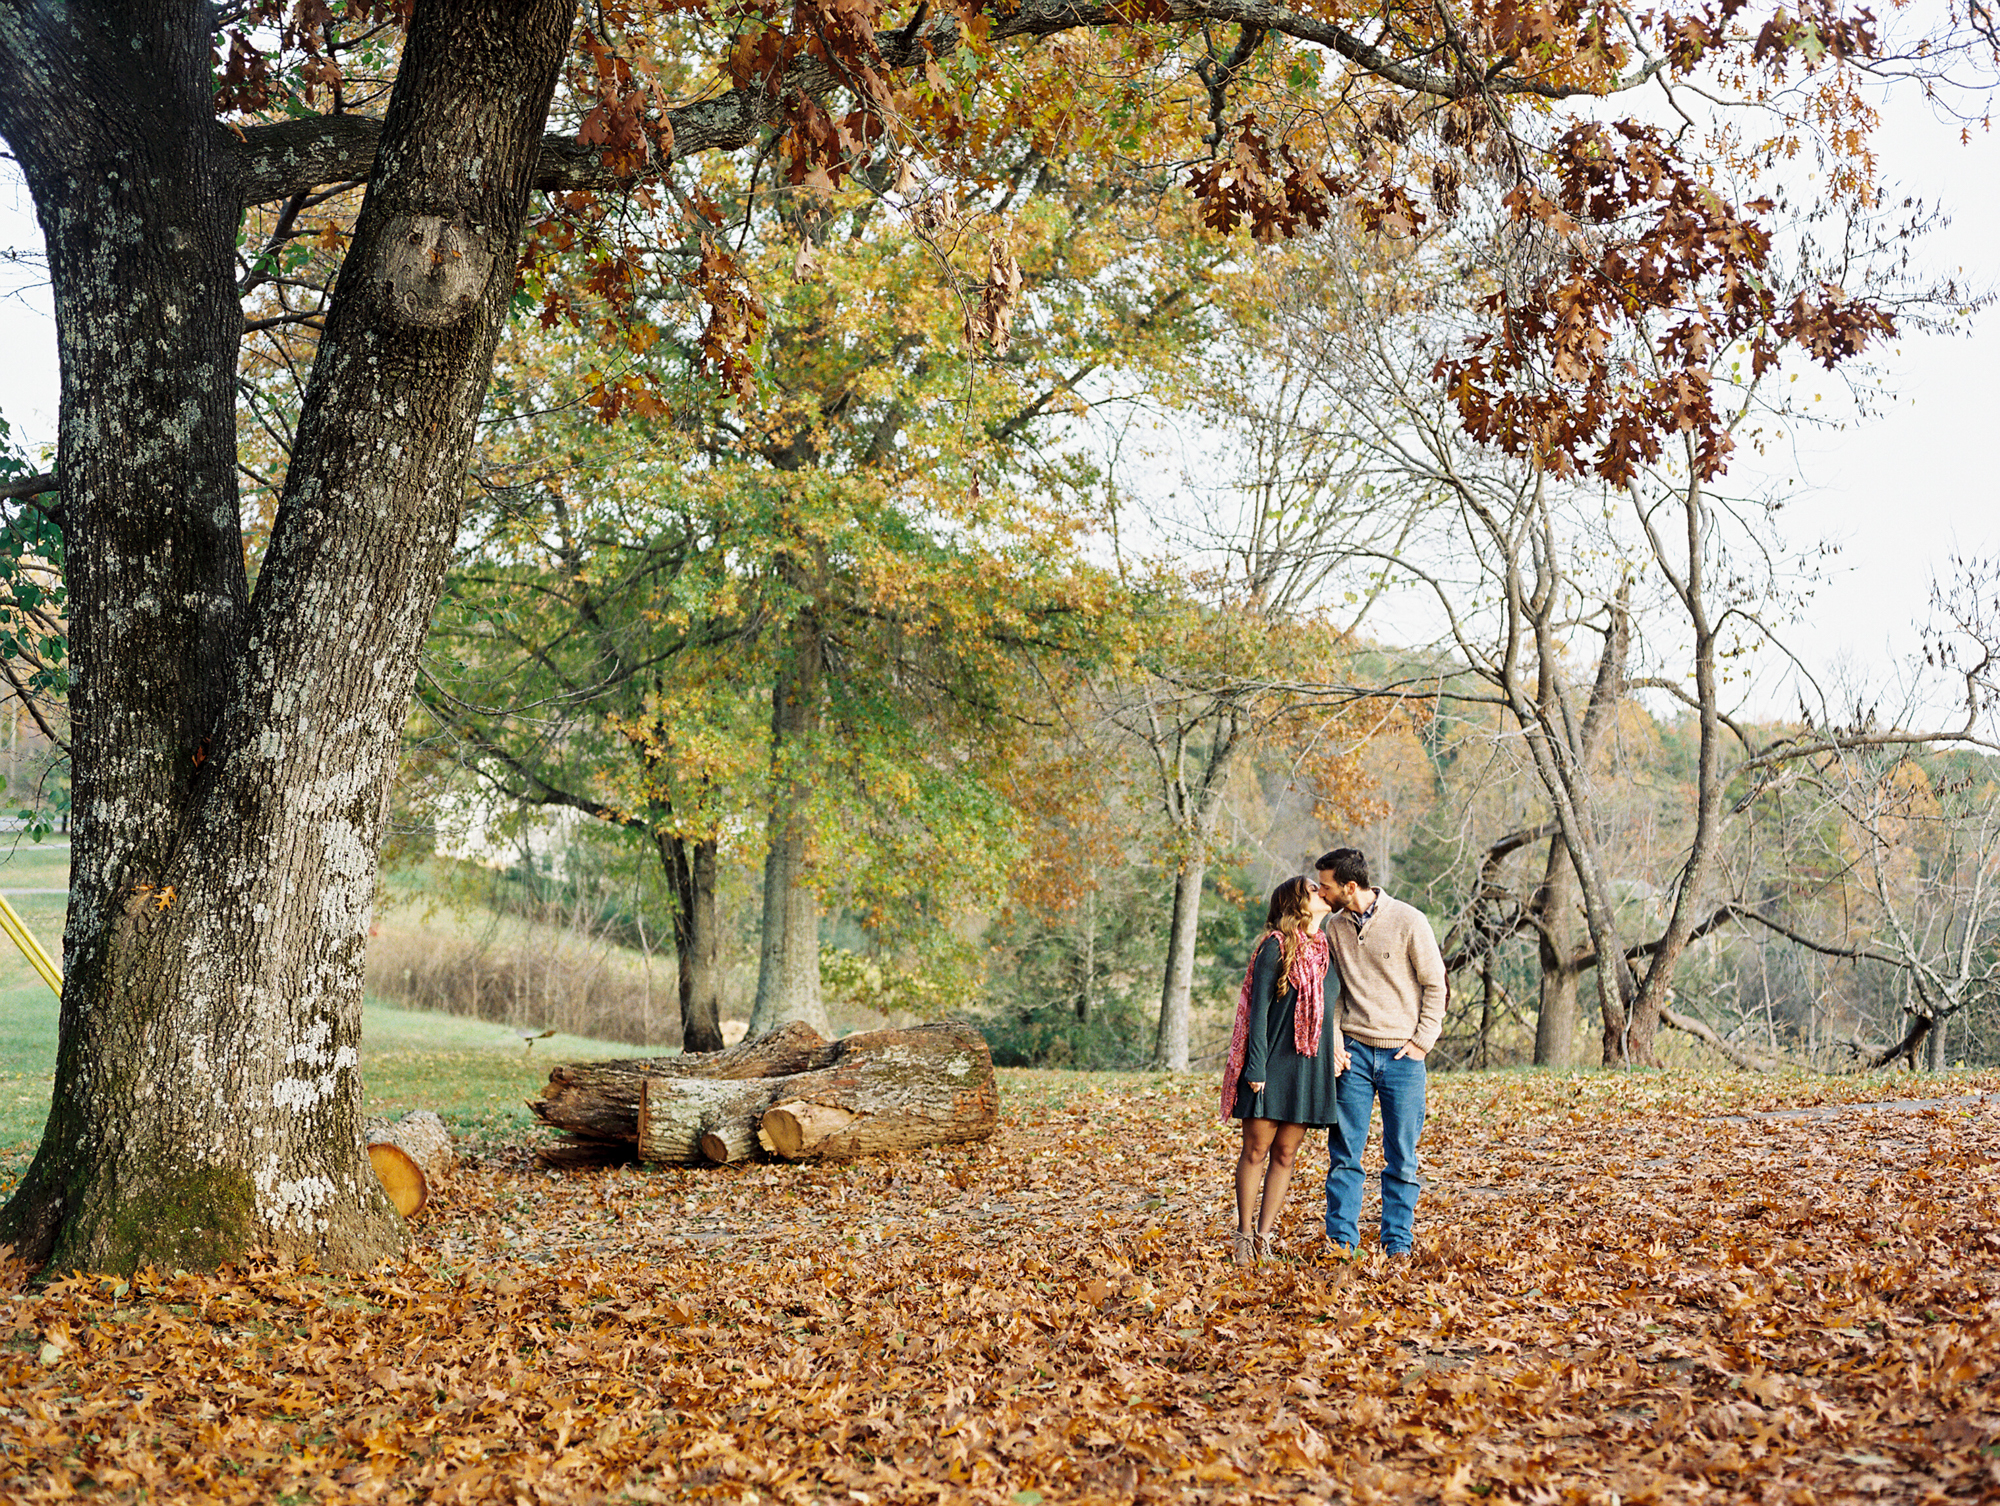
[1074,887,1098,1023]
[1532,842,1582,1067]
[1148,709,1239,1072]
[1622,472,1725,1060]
[1152,855,1206,1071]
[661,831,724,1052]
[0,0,579,1272]
[751,611,829,1035]
[1923,1015,1947,1071]
[1476,956,1496,1068]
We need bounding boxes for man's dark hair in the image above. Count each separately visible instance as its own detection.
[1315,848,1370,888]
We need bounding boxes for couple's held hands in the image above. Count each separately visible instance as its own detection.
[1333,1044,1351,1075]
[1393,1041,1428,1062]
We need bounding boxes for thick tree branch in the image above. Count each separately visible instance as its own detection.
[231,2,1663,204]
[1482,819,1559,867]
[431,714,644,831]
[990,0,1661,97]
[1860,1014,1935,1070]
[1565,901,1899,973]
[229,24,959,204]
[1439,819,1559,971]
[0,471,56,503]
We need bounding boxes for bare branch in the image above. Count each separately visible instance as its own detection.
[0,655,68,754]
[0,471,56,504]
[1658,1006,1799,1072]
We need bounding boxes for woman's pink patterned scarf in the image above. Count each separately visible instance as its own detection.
[1219,927,1331,1121]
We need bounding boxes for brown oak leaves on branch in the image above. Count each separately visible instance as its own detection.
[209,0,1905,478]
[1435,118,1897,485]
[962,230,1024,355]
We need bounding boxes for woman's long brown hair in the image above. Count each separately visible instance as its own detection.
[1264,876,1316,995]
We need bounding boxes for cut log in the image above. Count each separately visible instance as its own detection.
[545,1020,999,1169]
[643,1021,998,1164]
[758,1099,856,1159]
[531,1019,829,1154]
[636,1077,780,1165]
[365,1110,455,1219]
[536,1133,637,1170]
[752,1023,999,1161]
[697,1116,757,1165]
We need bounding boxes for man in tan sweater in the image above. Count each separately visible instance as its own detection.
[1315,847,1447,1257]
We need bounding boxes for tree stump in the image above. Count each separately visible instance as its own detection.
[365,1111,454,1218]
[629,1022,998,1166]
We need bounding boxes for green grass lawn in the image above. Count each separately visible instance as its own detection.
[0,841,643,1186]
[348,1005,650,1150]
[0,979,639,1188]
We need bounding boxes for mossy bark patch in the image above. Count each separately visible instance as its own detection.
[63,1163,257,1276]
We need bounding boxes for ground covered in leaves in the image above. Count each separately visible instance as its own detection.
[3,1068,1997,1504]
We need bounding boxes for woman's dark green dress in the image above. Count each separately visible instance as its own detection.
[1232,935,1344,1126]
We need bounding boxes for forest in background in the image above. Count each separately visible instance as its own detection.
[362,676,2000,1077]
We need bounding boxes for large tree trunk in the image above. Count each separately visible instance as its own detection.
[0,0,579,1272]
[0,0,255,1271]
[660,831,724,1052]
[750,610,828,1036]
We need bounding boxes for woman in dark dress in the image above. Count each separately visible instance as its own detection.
[1220,876,1347,1265]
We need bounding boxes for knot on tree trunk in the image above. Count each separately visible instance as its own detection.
[378,213,492,327]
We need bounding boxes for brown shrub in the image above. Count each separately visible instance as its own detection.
[366,924,682,1048]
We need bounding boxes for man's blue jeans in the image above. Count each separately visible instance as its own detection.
[1324,1041,1427,1254]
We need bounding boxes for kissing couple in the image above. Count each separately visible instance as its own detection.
[1218,848,1449,1265]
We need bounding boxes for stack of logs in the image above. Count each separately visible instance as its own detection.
[530,1020,999,1167]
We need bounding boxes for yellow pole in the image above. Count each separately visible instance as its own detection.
[0,892,61,996]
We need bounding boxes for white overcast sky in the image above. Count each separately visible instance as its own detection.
[1,77,1996,722]
[1732,93,2000,720]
